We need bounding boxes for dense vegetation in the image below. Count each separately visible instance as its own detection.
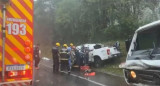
[34,0,160,57]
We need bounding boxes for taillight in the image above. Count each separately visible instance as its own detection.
[25,40,31,46]
[8,71,18,77]
[7,70,29,77]
[107,49,110,55]
[25,47,31,53]
[19,70,26,76]
[24,40,31,60]
[25,54,31,60]
[24,40,31,53]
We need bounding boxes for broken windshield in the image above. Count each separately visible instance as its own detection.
[128,27,160,60]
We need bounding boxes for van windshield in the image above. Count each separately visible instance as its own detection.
[136,28,160,51]
[128,27,160,60]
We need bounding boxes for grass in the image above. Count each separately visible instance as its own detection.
[94,58,124,77]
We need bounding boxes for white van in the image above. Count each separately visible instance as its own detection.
[124,20,160,85]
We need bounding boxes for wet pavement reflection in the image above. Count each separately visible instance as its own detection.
[33,59,128,86]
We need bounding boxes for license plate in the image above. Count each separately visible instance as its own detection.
[6,65,25,71]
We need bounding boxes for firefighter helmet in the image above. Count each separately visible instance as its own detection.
[63,44,68,47]
[56,42,60,47]
[70,43,73,46]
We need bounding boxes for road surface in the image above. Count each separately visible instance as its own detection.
[33,58,128,86]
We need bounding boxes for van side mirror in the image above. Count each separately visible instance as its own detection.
[125,39,132,52]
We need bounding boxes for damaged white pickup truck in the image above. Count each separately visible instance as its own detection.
[77,43,121,67]
[124,20,160,86]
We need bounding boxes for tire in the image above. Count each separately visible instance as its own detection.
[94,57,102,68]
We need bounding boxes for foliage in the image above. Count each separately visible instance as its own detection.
[34,0,160,57]
[52,0,160,43]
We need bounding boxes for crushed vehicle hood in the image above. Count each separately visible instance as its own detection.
[124,60,160,70]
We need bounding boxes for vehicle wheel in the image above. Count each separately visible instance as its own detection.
[94,57,102,68]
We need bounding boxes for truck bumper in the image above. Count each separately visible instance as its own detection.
[124,69,160,85]
[0,80,32,86]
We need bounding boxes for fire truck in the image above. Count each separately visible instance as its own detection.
[0,0,34,86]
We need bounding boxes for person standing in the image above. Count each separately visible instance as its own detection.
[84,47,89,65]
[61,44,68,52]
[52,42,60,73]
[114,41,120,50]
[67,45,72,74]
[34,44,41,70]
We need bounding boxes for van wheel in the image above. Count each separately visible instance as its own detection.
[94,57,102,68]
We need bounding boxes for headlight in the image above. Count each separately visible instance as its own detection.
[130,71,136,79]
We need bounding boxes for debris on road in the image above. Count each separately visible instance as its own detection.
[42,57,50,61]
[80,66,96,76]
[80,66,90,71]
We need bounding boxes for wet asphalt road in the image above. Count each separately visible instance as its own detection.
[33,58,128,86]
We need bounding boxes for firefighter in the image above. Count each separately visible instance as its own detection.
[70,43,74,49]
[66,44,73,74]
[34,44,41,69]
[60,44,68,71]
[69,43,75,60]
[74,47,81,67]
[61,44,68,52]
[52,42,60,73]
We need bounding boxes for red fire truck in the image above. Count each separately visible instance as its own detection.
[0,0,34,85]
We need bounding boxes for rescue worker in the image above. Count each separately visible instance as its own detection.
[67,47,72,74]
[75,47,81,67]
[60,44,68,71]
[84,47,89,65]
[80,45,85,66]
[34,44,41,69]
[70,43,74,49]
[52,42,60,73]
[61,44,68,52]
[69,43,76,61]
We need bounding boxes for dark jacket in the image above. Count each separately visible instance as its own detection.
[52,47,59,61]
[34,46,40,58]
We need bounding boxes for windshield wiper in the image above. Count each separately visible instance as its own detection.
[149,42,157,59]
[141,49,151,54]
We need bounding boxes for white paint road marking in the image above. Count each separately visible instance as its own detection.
[41,63,107,86]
